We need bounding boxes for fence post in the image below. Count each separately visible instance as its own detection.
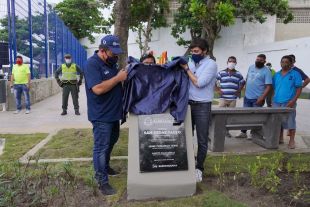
[66,27,69,54]
[44,0,48,78]
[28,0,33,79]
[7,0,13,71]
[54,12,57,74]
[61,21,64,61]
[10,0,17,63]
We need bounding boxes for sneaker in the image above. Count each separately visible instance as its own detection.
[25,109,30,114]
[14,110,21,114]
[75,111,80,115]
[108,167,120,177]
[226,132,232,138]
[195,169,203,183]
[61,111,67,116]
[235,132,247,138]
[99,183,116,195]
[247,132,254,140]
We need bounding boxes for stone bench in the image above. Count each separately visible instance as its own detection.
[209,107,295,152]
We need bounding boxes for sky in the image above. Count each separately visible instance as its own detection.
[47,0,63,4]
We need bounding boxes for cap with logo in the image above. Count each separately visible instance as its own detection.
[100,35,123,55]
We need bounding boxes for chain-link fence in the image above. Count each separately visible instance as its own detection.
[0,0,87,79]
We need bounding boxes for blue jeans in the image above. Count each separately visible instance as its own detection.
[241,97,263,133]
[92,121,119,185]
[190,101,212,172]
[14,84,30,110]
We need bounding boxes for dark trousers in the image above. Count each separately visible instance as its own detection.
[266,89,274,107]
[92,121,119,185]
[62,84,79,111]
[241,97,263,133]
[190,102,212,172]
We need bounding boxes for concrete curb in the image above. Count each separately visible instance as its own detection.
[19,129,60,163]
[20,156,128,164]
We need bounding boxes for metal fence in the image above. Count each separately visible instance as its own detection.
[0,0,87,79]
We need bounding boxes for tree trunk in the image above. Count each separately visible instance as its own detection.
[113,0,131,69]
[136,25,144,56]
[203,22,217,61]
[142,3,154,55]
[206,35,216,61]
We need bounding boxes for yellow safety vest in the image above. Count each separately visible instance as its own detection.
[12,64,30,84]
[61,63,77,81]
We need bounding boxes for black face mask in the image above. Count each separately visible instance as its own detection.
[255,61,265,68]
[106,55,118,66]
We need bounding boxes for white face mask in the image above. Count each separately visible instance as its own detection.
[227,62,236,70]
[65,59,72,64]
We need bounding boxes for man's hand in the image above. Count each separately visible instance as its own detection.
[116,69,128,82]
[217,90,223,95]
[27,83,31,89]
[57,80,63,87]
[286,100,296,108]
[255,97,265,106]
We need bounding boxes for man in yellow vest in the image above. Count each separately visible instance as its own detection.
[55,54,83,115]
[10,55,31,114]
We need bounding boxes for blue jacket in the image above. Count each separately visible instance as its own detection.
[122,57,189,123]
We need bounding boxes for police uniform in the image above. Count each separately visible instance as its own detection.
[55,60,83,115]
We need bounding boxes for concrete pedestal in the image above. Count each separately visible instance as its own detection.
[127,109,196,200]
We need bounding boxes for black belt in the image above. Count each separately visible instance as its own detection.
[188,100,211,105]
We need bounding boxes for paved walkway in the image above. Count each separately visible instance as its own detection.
[0,85,127,134]
[0,89,310,135]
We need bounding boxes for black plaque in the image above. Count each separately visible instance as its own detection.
[138,114,188,173]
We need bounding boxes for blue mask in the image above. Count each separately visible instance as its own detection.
[191,54,204,64]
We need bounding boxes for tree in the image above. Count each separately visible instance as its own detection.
[55,0,111,42]
[113,0,132,69]
[171,0,294,59]
[129,0,169,55]
[100,0,169,66]
[0,13,54,59]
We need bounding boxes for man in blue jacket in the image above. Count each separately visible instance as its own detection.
[83,35,127,195]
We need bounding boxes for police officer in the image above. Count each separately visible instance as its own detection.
[55,54,83,115]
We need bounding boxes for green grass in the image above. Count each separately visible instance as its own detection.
[36,128,128,159]
[205,152,310,176]
[34,128,310,175]
[0,133,47,161]
[0,160,246,207]
[1,130,310,206]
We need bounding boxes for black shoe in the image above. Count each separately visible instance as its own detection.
[61,111,67,116]
[99,183,116,195]
[75,111,80,115]
[108,167,120,176]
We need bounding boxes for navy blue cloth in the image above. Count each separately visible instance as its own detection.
[292,66,308,81]
[122,57,189,123]
[83,52,123,122]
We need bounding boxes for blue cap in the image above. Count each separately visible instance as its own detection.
[100,35,123,55]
